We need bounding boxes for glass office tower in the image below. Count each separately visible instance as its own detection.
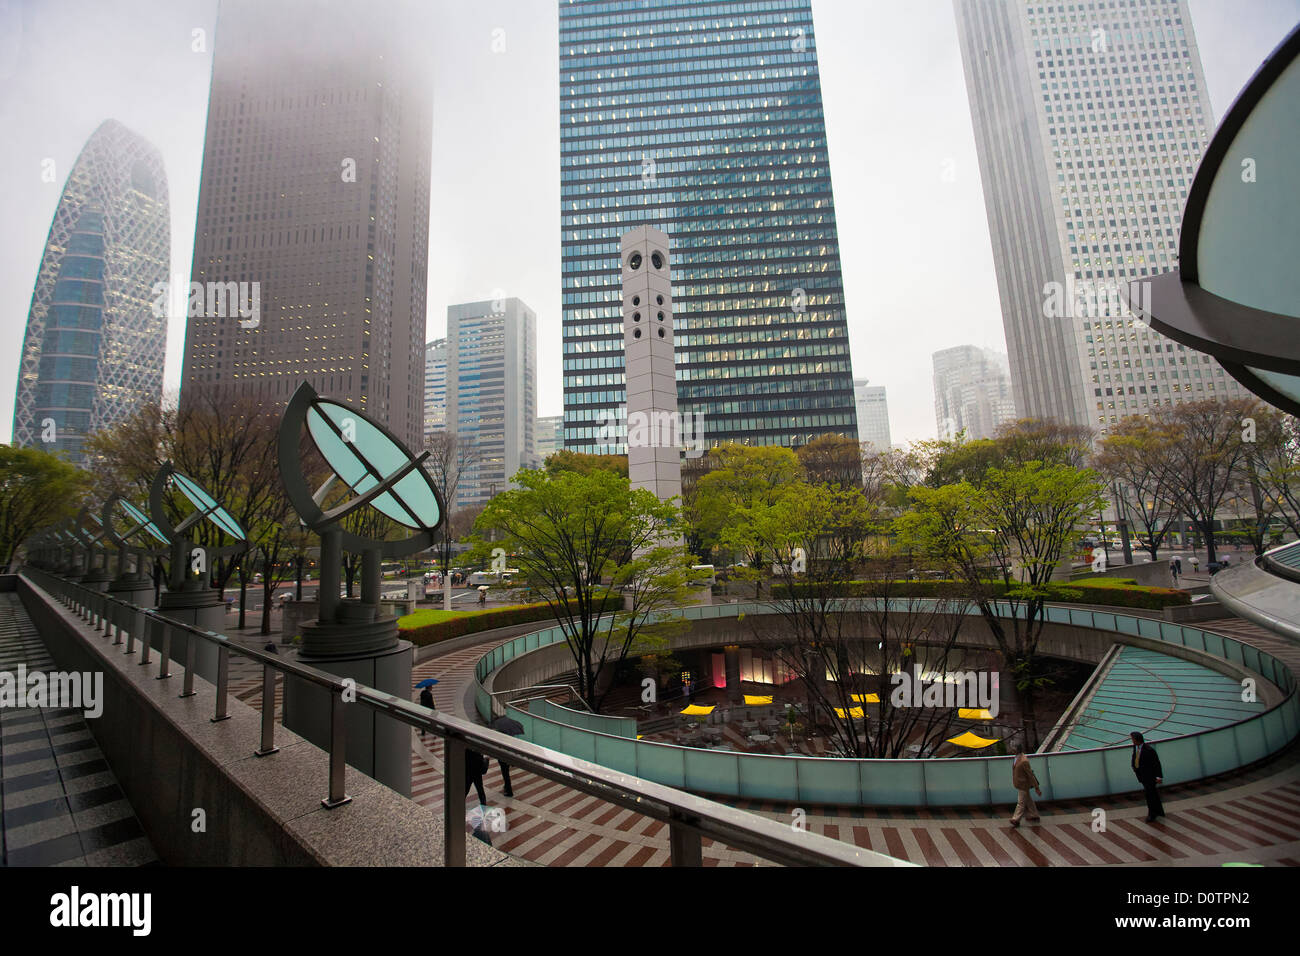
[13,119,169,464]
[560,0,858,453]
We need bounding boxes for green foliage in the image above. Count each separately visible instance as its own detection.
[470,467,695,711]
[686,443,802,565]
[542,449,628,478]
[397,595,623,647]
[0,445,90,570]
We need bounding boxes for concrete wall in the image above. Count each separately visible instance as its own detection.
[19,575,516,867]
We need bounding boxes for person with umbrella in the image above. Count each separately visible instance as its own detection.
[416,678,438,738]
[491,715,525,798]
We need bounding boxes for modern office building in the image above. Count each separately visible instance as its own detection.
[446,298,538,511]
[12,119,169,463]
[954,0,1249,431]
[423,338,447,441]
[535,415,563,464]
[853,381,891,451]
[559,0,858,454]
[179,0,433,449]
[933,345,1017,441]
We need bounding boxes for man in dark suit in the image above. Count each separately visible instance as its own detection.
[1130,731,1164,822]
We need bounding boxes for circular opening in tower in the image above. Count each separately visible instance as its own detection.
[628,252,642,270]
[651,251,664,269]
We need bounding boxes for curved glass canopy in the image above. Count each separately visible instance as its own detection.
[118,499,168,545]
[305,398,441,531]
[171,470,246,540]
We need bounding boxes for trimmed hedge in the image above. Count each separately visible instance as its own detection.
[771,578,1191,610]
[397,595,621,647]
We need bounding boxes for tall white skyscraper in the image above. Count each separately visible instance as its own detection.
[423,338,447,440]
[933,345,1017,441]
[954,0,1248,431]
[445,298,537,511]
[853,380,892,451]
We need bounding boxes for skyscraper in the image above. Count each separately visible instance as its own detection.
[179,0,433,449]
[853,381,892,451]
[535,415,563,464]
[559,0,858,454]
[423,338,447,441]
[933,345,1017,441]
[13,119,169,463]
[954,0,1249,431]
[446,298,538,511]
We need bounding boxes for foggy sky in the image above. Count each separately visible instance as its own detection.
[1,0,1296,446]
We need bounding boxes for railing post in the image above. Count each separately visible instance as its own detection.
[212,644,230,722]
[444,738,467,867]
[322,690,350,809]
[140,614,155,666]
[112,605,124,645]
[180,630,197,698]
[253,666,278,757]
[668,812,703,867]
[157,622,172,679]
[127,608,142,655]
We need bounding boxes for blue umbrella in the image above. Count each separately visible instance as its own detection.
[415,678,440,688]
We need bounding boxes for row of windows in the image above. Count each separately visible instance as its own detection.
[562,89,824,120]
[561,64,817,98]
[561,158,829,185]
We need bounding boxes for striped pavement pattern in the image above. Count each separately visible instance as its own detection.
[0,593,157,867]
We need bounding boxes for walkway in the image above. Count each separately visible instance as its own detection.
[412,615,1300,866]
[0,593,157,867]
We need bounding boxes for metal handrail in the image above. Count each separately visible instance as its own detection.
[21,567,904,868]
[489,683,594,712]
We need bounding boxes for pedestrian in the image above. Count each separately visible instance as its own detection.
[465,746,489,808]
[1169,557,1179,583]
[418,685,435,738]
[1009,746,1042,827]
[1189,555,1199,573]
[478,587,487,606]
[1130,731,1164,822]
[490,716,525,798]
[1175,557,1182,576]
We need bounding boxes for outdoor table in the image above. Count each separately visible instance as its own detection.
[750,734,772,743]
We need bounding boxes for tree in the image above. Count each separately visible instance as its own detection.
[896,459,1105,749]
[725,478,974,758]
[423,431,479,580]
[685,443,802,590]
[472,468,695,713]
[796,434,863,488]
[1149,398,1256,564]
[1094,415,1182,560]
[0,446,90,571]
[542,449,628,478]
[1239,407,1300,550]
